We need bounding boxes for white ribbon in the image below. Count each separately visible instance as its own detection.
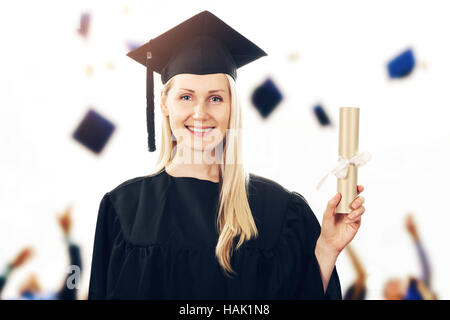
[316,151,372,190]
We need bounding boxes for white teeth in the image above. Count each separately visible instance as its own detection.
[187,126,214,133]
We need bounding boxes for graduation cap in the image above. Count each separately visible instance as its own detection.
[77,12,91,39]
[126,10,267,152]
[251,77,283,118]
[313,104,331,126]
[72,108,115,154]
[387,48,416,79]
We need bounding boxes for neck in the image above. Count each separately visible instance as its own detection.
[166,145,222,182]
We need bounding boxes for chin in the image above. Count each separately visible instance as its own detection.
[189,144,217,152]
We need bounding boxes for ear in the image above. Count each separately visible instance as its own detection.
[160,89,169,117]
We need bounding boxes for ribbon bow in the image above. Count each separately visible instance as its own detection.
[316,151,371,190]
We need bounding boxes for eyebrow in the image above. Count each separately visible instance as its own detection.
[179,88,225,93]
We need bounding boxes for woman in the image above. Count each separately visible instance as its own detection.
[88,10,366,300]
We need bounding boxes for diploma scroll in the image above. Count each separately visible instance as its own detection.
[336,107,359,214]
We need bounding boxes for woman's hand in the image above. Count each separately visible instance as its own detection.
[314,186,366,293]
[317,185,366,257]
[405,213,419,241]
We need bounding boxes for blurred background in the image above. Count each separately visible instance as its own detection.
[0,0,448,300]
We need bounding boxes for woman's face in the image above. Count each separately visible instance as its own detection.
[161,73,231,153]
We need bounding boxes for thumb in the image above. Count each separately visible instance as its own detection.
[324,193,341,219]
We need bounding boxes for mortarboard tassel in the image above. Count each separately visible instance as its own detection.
[146,50,156,152]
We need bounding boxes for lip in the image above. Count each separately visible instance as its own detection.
[185,125,215,137]
[184,125,215,129]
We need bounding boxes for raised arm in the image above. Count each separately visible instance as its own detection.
[56,204,82,300]
[344,244,367,299]
[406,214,431,287]
[0,247,33,298]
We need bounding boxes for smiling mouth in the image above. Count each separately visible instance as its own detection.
[185,125,215,136]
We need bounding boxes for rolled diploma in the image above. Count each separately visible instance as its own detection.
[336,107,359,214]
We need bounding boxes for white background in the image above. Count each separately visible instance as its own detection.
[0,0,449,299]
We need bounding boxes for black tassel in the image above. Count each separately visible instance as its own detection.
[146,50,156,152]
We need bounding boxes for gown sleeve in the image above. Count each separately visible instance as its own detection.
[88,192,120,300]
[414,239,431,287]
[57,238,82,300]
[0,275,5,296]
[287,191,342,299]
[0,266,11,297]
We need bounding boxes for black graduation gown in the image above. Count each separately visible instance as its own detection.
[88,168,341,299]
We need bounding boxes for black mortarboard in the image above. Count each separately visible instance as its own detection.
[251,77,283,118]
[126,10,267,152]
[313,104,331,126]
[72,108,115,154]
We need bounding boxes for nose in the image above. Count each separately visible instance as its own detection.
[192,101,208,120]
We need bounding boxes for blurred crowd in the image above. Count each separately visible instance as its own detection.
[0,208,437,300]
[344,214,437,300]
[0,206,86,300]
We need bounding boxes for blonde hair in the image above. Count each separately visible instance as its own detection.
[152,73,259,277]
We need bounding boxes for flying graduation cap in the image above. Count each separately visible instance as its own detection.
[313,104,331,126]
[72,108,115,154]
[387,48,416,79]
[77,12,91,39]
[251,77,283,118]
[126,10,267,152]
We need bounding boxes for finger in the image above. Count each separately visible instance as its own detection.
[357,185,364,194]
[324,193,342,219]
[351,196,365,209]
[346,206,365,222]
[347,216,362,226]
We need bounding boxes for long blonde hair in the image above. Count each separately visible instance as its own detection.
[152,73,259,277]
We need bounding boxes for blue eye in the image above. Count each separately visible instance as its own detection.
[179,95,223,102]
